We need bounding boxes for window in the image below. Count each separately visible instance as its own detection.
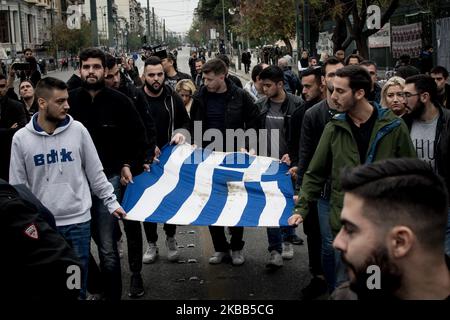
[0,11,10,43]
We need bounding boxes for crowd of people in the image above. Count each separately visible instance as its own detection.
[0,45,449,301]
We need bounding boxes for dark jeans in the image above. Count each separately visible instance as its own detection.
[143,222,176,243]
[266,226,296,253]
[57,220,91,299]
[89,175,122,300]
[317,198,336,292]
[209,226,244,252]
[303,202,323,277]
[123,221,177,274]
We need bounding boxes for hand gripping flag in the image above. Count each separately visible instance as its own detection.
[121,144,294,227]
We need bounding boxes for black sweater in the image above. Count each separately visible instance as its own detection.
[68,87,147,175]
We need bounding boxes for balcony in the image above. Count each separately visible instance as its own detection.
[25,0,39,4]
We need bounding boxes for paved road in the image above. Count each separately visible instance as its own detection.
[39,47,315,300]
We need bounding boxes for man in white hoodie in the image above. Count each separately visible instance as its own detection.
[9,77,126,299]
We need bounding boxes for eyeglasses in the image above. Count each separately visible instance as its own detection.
[403,92,420,98]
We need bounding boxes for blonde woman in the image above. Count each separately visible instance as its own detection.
[381,76,407,117]
[175,79,198,118]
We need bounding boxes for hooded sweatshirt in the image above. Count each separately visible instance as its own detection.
[9,114,121,226]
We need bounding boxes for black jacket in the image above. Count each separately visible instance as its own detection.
[142,84,190,148]
[256,92,304,163]
[68,87,147,176]
[0,96,27,180]
[438,83,450,110]
[191,78,260,151]
[119,81,157,162]
[0,179,81,300]
[403,103,450,199]
[67,74,83,91]
[297,99,336,189]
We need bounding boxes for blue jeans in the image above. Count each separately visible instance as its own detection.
[57,220,91,300]
[266,226,295,253]
[90,175,122,300]
[317,198,336,292]
[446,208,450,256]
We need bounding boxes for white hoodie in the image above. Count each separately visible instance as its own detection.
[9,114,121,226]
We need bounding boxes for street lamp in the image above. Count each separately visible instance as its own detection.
[222,0,227,53]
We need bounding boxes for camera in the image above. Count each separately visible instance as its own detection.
[11,62,30,71]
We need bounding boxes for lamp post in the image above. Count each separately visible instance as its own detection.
[222,0,227,54]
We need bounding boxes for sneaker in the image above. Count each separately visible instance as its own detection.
[209,251,230,264]
[289,234,304,245]
[266,250,283,269]
[142,242,159,264]
[128,273,145,298]
[281,242,294,260]
[231,250,245,266]
[301,277,328,300]
[166,237,179,262]
[86,293,104,301]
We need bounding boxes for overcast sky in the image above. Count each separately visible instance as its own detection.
[137,0,199,34]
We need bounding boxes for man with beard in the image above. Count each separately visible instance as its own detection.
[68,48,147,300]
[140,56,190,266]
[255,65,305,269]
[9,77,126,299]
[402,75,450,256]
[289,66,417,297]
[296,58,343,297]
[103,53,156,298]
[332,158,450,300]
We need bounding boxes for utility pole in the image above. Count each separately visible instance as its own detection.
[222,0,226,53]
[163,19,165,43]
[90,0,99,46]
[146,0,150,44]
[18,2,24,53]
[152,7,156,44]
[303,0,310,54]
[295,0,301,61]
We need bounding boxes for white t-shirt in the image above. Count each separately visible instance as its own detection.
[410,116,438,171]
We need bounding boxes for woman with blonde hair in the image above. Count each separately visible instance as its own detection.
[175,79,198,117]
[381,76,407,117]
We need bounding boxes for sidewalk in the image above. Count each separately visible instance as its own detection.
[228,54,259,84]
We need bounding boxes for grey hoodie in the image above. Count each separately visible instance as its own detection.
[9,114,121,226]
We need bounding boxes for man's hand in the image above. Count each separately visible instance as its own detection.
[280,153,291,166]
[112,207,127,219]
[170,133,186,145]
[288,213,303,226]
[288,166,298,180]
[10,123,18,129]
[120,166,134,186]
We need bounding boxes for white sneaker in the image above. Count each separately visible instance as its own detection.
[281,242,294,260]
[166,237,179,262]
[266,250,283,268]
[231,250,245,266]
[142,242,159,264]
[209,251,230,264]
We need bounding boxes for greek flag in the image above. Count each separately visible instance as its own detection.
[121,144,294,227]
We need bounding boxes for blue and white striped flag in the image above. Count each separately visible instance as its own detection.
[121,144,294,227]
